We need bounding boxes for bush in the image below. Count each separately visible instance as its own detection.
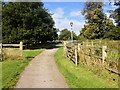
[104,27,120,40]
[78,35,87,43]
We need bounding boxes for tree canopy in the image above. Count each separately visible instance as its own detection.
[59,29,77,40]
[80,2,115,39]
[105,0,120,40]
[110,1,120,26]
[0,1,2,43]
[2,2,58,44]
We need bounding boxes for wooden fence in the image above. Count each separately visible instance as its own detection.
[0,41,23,61]
[64,42,78,66]
[64,41,120,75]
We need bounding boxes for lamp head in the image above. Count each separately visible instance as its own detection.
[70,22,73,27]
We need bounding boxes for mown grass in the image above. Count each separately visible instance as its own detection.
[2,49,44,89]
[0,62,2,90]
[23,49,43,58]
[54,47,118,88]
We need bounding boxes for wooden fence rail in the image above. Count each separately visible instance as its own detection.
[0,41,23,61]
[64,41,78,66]
[63,41,120,75]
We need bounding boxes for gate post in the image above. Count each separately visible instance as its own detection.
[75,46,78,66]
[20,41,23,57]
[0,43,2,61]
[102,46,107,64]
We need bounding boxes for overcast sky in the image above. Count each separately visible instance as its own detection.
[43,2,117,35]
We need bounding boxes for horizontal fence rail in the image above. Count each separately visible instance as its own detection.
[63,41,120,75]
[64,41,78,66]
[0,41,23,61]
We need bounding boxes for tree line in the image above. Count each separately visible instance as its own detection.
[59,1,120,41]
[79,1,120,40]
[2,1,120,44]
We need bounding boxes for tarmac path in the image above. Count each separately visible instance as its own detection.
[15,48,68,88]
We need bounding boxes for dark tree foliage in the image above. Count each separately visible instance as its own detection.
[105,0,120,40]
[110,0,120,26]
[59,29,77,40]
[0,1,2,43]
[2,2,58,44]
[103,26,120,40]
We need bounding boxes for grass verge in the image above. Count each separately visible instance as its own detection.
[54,47,118,88]
[2,49,44,89]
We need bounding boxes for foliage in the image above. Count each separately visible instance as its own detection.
[2,49,43,88]
[107,1,120,40]
[110,1,120,26]
[59,29,77,40]
[54,47,117,88]
[103,26,120,40]
[80,2,115,39]
[0,2,1,43]
[2,2,58,44]
[78,35,87,43]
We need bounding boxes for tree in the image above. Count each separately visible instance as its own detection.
[59,29,77,40]
[105,0,120,40]
[80,2,114,39]
[2,2,57,44]
[110,1,120,26]
[103,26,120,40]
[0,1,2,43]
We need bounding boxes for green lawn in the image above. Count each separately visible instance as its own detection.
[0,62,2,90]
[54,47,118,88]
[2,49,44,89]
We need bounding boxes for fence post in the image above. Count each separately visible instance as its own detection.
[83,41,85,46]
[75,46,78,66]
[20,41,23,57]
[0,43,2,61]
[102,46,107,64]
[99,40,101,45]
[63,41,67,56]
[91,41,93,46]
[78,43,80,51]
[86,41,88,46]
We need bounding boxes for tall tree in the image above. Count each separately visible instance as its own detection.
[2,2,57,44]
[0,1,2,43]
[80,2,114,39]
[110,1,120,26]
[105,0,120,40]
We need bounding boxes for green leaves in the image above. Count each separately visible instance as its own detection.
[2,2,57,44]
[110,1,120,26]
[80,2,115,39]
[104,26,120,40]
[59,29,77,40]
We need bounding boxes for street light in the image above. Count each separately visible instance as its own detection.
[70,22,73,42]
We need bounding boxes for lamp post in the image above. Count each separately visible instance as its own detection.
[70,22,73,42]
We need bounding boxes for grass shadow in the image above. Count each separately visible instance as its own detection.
[24,42,62,50]
[25,56,35,59]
